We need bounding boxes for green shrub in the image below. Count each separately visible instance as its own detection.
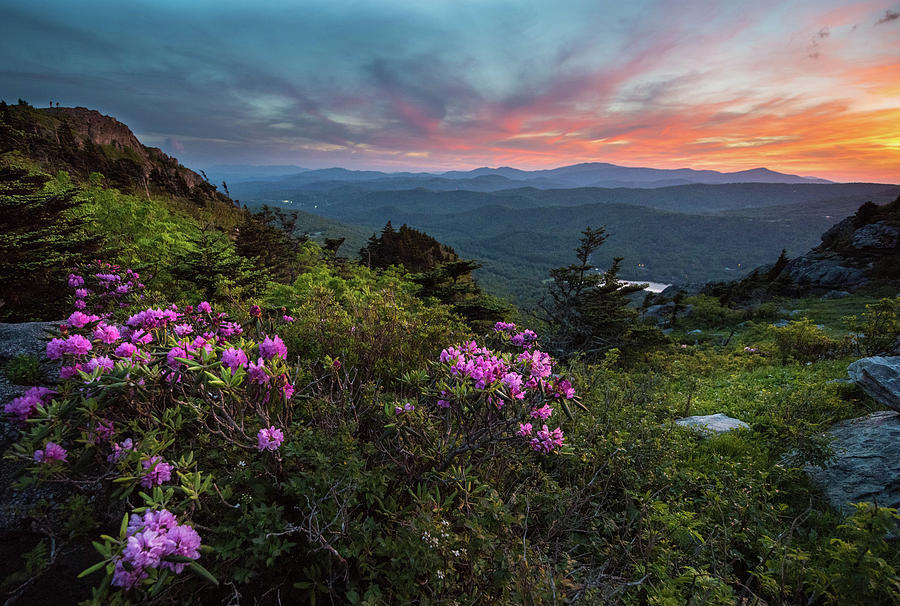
[768,318,842,364]
[4,354,42,385]
[843,297,900,356]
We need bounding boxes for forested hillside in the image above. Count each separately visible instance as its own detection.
[236,180,899,307]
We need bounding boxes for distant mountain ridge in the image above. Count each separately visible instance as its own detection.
[216,161,843,194]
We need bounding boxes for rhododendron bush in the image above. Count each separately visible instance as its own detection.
[2,262,582,603]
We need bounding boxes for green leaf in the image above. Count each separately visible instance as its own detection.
[119,512,129,537]
[189,561,219,586]
[91,541,110,557]
[77,560,108,578]
[150,569,171,596]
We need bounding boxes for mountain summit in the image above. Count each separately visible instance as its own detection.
[0,101,227,204]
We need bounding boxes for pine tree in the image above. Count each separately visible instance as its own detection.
[540,226,648,358]
[0,167,104,320]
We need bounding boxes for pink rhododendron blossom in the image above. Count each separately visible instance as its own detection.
[493,321,516,332]
[128,509,177,535]
[73,299,86,310]
[395,402,415,415]
[530,425,565,453]
[282,315,294,323]
[518,350,552,379]
[84,356,115,374]
[221,347,248,371]
[75,288,89,298]
[140,456,173,488]
[174,323,193,337]
[107,438,135,462]
[166,344,193,368]
[259,335,287,360]
[501,372,525,399]
[248,358,269,385]
[190,336,214,356]
[4,386,55,422]
[281,381,295,400]
[130,329,153,345]
[92,322,121,344]
[517,422,533,436]
[59,364,83,380]
[68,274,84,287]
[34,441,67,463]
[46,338,67,360]
[161,524,202,573]
[197,301,212,314]
[219,321,243,337]
[113,508,201,588]
[530,404,553,420]
[68,311,97,328]
[126,307,178,330]
[92,419,115,443]
[114,342,138,358]
[65,334,92,355]
[257,426,285,451]
[553,379,576,399]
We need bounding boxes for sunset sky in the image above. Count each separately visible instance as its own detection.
[1,0,898,182]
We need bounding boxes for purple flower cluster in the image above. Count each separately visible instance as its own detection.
[259,335,287,360]
[530,425,565,453]
[107,438,135,462]
[493,321,539,349]
[395,402,416,415]
[111,509,201,589]
[67,262,146,316]
[33,441,67,463]
[126,307,179,331]
[3,386,56,422]
[257,426,285,451]
[436,330,573,454]
[221,347,249,371]
[140,456,174,488]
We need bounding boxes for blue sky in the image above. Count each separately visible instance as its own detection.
[1,0,898,180]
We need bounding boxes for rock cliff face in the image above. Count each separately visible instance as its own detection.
[691,196,900,303]
[0,101,220,202]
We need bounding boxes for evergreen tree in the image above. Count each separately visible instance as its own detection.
[540,226,649,358]
[0,167,105,320]
[359,221,511,329]
[234,206,303,284]
[172,226,261,302]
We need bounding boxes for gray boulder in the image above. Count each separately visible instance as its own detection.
[851,222,900,250]
[807,411,900,515]
[785,257,868,291]
[821,290,851,300]
[676,413,749,435]
[0,321,57,360]
[847,356,900,411]
[0,322,58,411]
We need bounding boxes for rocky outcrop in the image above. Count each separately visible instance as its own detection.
[0,103,223,203]
[847,357,900,411]
[676,413,749,435]
[807,411,900,515]
[851,223,900,250]
[783,256,869,291]
[0,322,58,443]
[700,197,900,304]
